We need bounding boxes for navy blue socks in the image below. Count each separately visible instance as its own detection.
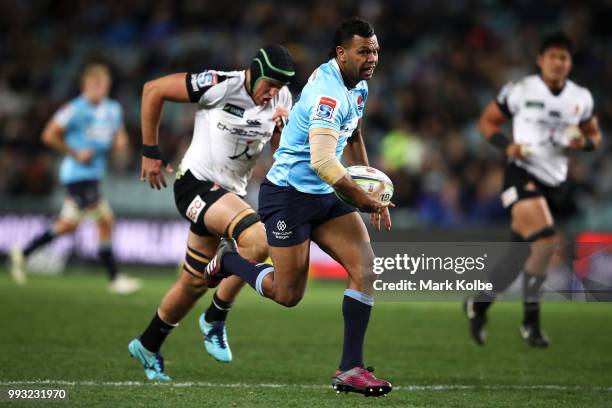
[339,289,373,371]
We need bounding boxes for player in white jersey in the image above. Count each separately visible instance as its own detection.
[128,45,295,381]
[465,33,602,347]
[9,64,141,295]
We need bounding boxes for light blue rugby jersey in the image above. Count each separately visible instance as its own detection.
[267,59,368,194]
[53,96,123,185]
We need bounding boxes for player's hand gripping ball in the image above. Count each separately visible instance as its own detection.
[335,165,394,207]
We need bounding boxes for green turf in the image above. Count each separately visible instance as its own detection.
[0,267,611,407]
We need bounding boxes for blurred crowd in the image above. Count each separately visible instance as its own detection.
[1,0,611,226]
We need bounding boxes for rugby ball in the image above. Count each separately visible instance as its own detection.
[335,165,394,207]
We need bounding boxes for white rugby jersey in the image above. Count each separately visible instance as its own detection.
[179,69,292,195]
[497,74,594,186]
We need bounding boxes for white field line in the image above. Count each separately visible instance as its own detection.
[0,380,611,392]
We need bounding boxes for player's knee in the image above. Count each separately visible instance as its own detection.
[346,256,376,289]
[276,292,303,308]
[362,269,376,289]
[99,216,114,231]
[237,227,269,263]
[532,235,557,256]
[182,246,213,289]
[180,270,208,295]
[189,281,208,297]
[273,285,304,307]
[229,211,268,262]
[241,241,268,263]
[56,220,78,234]
[91,201,114,223]
[525,226,556,243]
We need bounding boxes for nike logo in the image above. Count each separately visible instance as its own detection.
[136,349,155,370]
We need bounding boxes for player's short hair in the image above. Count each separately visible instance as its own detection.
[80,63,112,86]
[539,32,573,55]
[328,17,375,58]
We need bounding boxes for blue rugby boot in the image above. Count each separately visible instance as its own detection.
[128,338,171,381]
[199,313,233,363]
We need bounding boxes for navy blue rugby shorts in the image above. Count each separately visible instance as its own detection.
[65,179,101,209]
[258,178,356,247]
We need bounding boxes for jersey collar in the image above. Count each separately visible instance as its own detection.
[537,74,567,97]
[81,94,108,107]
[329,59,357,90]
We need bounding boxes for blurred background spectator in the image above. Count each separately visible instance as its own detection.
[1,0,610,231]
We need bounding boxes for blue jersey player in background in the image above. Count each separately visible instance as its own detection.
[10,64,141,295]
[204,18,393,397]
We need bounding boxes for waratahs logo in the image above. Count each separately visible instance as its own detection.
[276,220,286,231]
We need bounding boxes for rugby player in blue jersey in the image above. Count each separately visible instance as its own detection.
[9,64,141,295]
[205,18,393,397]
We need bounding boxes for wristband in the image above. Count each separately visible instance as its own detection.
[488,131,510,151]
[142,144,168,165]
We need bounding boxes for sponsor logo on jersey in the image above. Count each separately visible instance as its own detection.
[229,144,256,160]
[272,219,292,240]
[356,93,364,112]
[216,122,270,138]
[228,137,268,161]
[198,71,217,87]
[186,195,206,223]
[222,103,245,118]
[501,186,518,208]
[525,100,545,109]
[190,71,218,92]
[339,116,360,135]
[313,96,339,120]
[86,124,115,142]
[246,119,262,127]
[548,110,561,118]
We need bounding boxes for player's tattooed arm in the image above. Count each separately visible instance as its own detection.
[343,119,369,166]
[42,120,93,163]
[479,100,527,160]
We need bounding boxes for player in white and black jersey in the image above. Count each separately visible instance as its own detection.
[464,33,602,347]
[128,45,294,381]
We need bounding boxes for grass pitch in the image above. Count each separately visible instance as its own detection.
[0,266,611,407]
